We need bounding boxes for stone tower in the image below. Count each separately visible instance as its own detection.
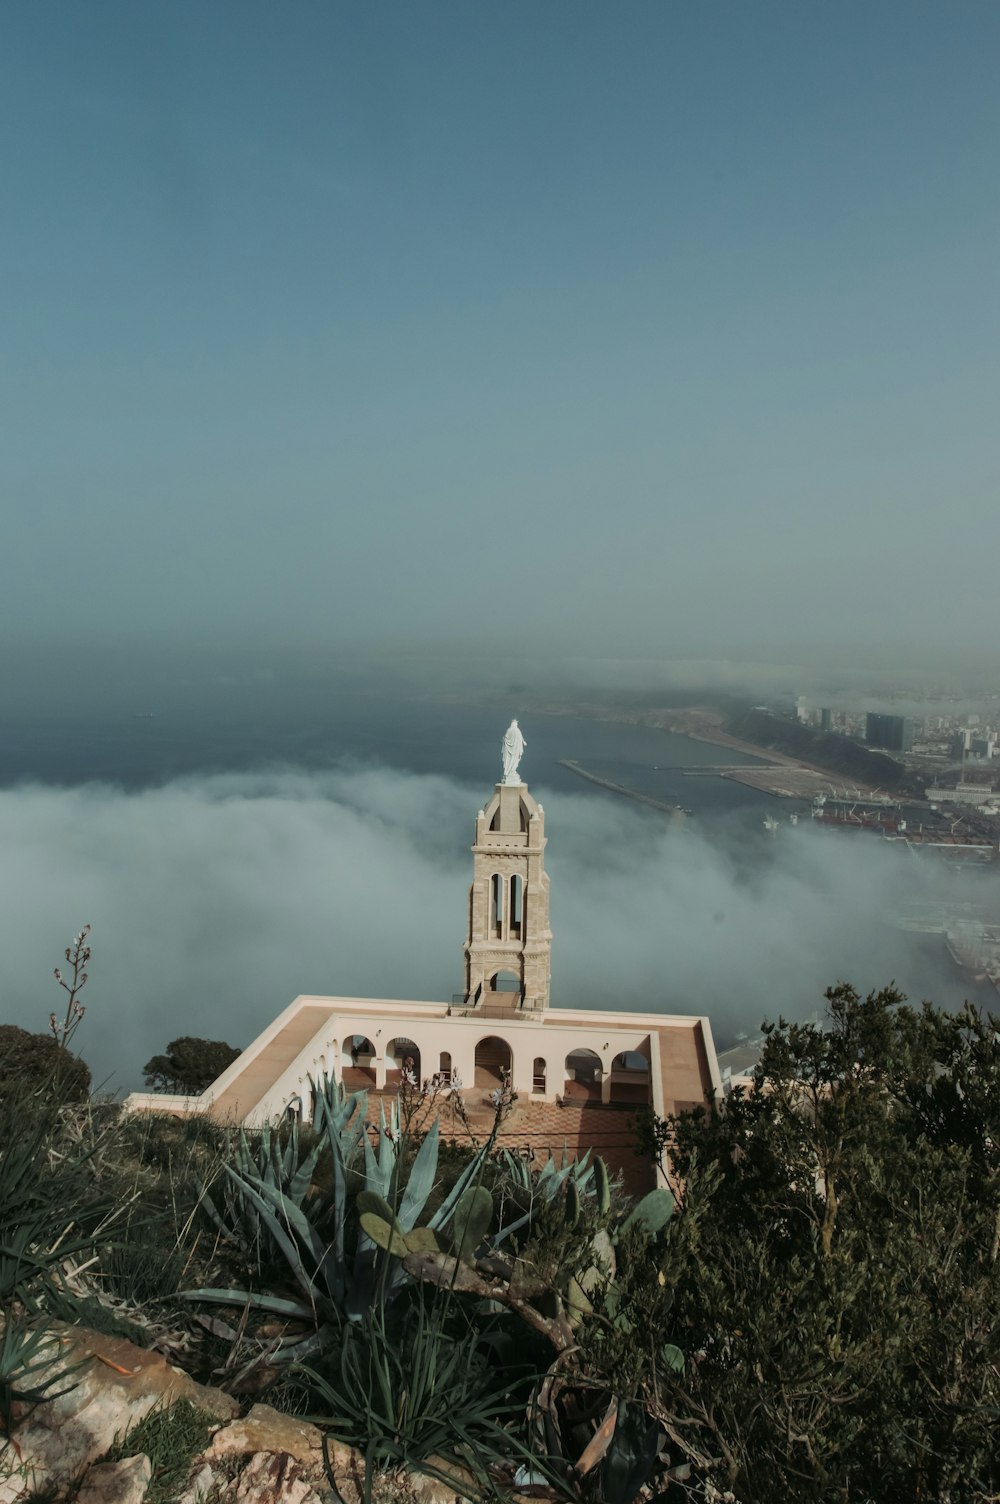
[463,781,551,1012]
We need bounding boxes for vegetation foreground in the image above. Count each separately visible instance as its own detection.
[3,967,1000,1502]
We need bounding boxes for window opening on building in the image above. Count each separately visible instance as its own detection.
[610,1050,651,1104]
[344,1036,375,1082]
[474,1035,512,1089]
[386,1037,421,1083]
[565,1048,602,1098]
[509,873,523,938]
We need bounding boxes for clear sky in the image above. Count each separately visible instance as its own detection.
[3,1,998,669]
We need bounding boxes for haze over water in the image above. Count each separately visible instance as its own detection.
[0,685,769,818]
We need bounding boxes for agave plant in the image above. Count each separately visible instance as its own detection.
[183,1076,504,1361]
[197,1080,369,1270]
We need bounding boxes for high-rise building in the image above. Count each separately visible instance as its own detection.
[865,713,914,753]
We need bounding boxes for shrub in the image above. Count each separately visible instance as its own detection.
[0,1024,90,1106]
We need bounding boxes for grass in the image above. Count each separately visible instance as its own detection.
[102,1399,220,1504]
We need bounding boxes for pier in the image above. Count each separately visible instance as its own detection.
[557,760,686,820]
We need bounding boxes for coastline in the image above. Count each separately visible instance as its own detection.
[643,708,884,799]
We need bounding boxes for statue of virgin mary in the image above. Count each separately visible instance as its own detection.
[501,719,526,784]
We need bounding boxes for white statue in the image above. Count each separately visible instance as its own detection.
[501,719,526,784]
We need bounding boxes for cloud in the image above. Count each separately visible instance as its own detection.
[0,766,966,1093]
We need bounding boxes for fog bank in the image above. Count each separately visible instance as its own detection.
[0,767,965,1091]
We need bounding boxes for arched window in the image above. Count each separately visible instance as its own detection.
[386,1038,421,1084]
[438,1050,452,1084]
[490,873,504,938]
[474,1035,512,1089]
[612,1050,649,1075]
[509,874,523,938]
[532,1057,547,1093]
[610,1050,651,1104]
[565,1048,603,1100]
[343,1036,375,1084]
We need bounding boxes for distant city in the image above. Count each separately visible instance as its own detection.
[792,694,999,808]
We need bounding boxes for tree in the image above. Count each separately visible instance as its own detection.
[0,1023,91,1105]
[639,984,1000,1502]
[142,1036,240,1095]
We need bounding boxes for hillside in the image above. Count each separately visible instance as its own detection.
[727,708,915,791]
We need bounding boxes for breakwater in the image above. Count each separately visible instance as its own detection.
[557,760,686,820]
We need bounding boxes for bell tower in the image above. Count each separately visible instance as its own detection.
[463,781,551,1012]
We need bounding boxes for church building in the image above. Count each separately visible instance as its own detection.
[125,724,722,1191]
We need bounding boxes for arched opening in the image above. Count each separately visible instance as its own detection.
[342,1035,375,1088]
[385,1038,421,1088]
[490,969,521,994]
[509,874,523,939]
[519,800,530,833]
[474,1035,512,1091]
[532,1056,547,1093]
[438,1050,453,1085]
[610,1050,651,1104]
[490,874,504,938]
[564,1048,603,1102]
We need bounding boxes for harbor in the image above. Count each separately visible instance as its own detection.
[894,902,1000,998]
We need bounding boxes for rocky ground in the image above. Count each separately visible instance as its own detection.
[0,1322,540,1504]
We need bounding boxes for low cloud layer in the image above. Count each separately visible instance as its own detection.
[0,767,972,1092]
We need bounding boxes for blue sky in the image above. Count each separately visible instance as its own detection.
[3,1,998,666]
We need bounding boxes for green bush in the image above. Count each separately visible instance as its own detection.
[0,1024,90,1106]
[645,985,1000,1501]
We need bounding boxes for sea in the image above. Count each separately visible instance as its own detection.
[0,681,778,824]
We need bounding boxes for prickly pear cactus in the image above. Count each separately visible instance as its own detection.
[359,1212,445,1258]
[593,1154,611,1215]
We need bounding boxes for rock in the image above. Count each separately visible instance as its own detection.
[176,1462,219,1504]
[75,1454,152,1504]
[232,1452,322,1504]
[0,1323,237,1504]
[397,1460,485,1504]
[206,1404,325,1472]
